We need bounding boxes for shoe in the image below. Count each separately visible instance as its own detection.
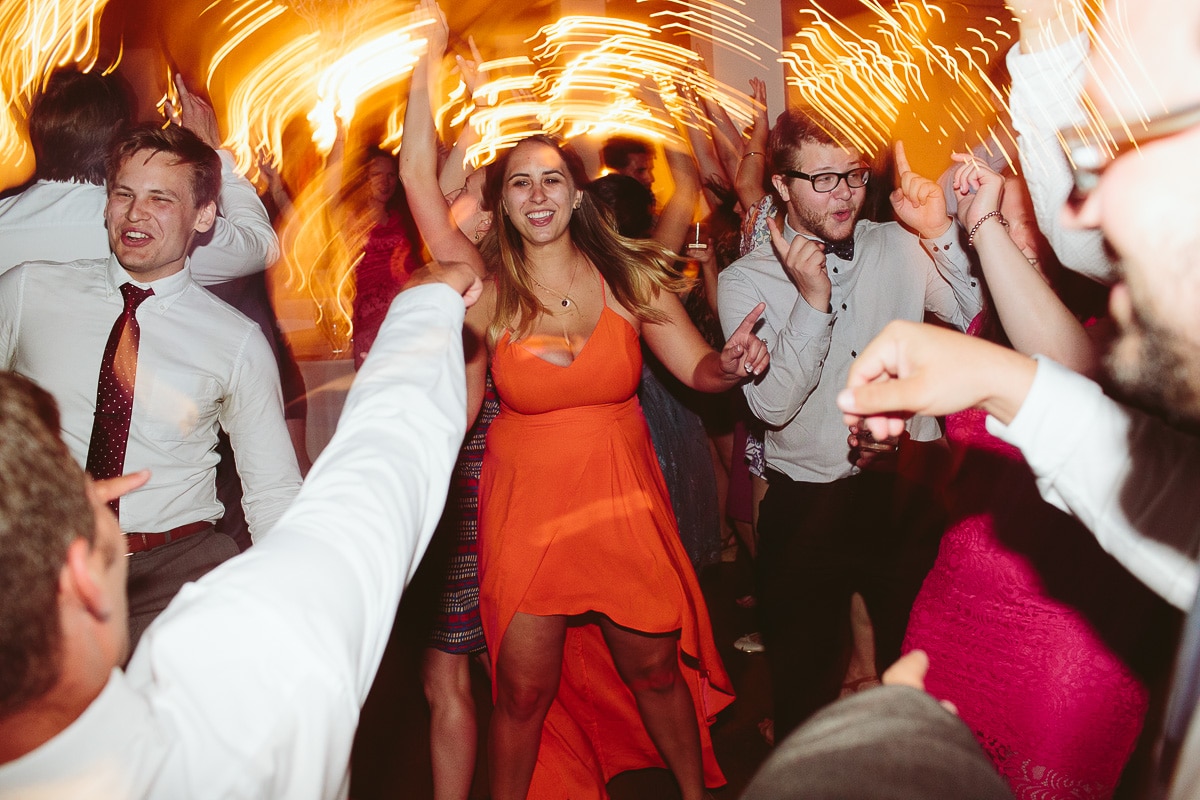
[734,632,765,653]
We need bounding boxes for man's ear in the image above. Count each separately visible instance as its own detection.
[62,539,112,622]
[771,174,790,203]
[193,201,217,235]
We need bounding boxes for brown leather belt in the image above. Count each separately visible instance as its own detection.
[125,521,212,555]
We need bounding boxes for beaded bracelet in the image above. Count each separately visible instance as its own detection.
[967,210,1008,247]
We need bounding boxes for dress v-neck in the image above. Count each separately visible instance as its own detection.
[513,270,613,369]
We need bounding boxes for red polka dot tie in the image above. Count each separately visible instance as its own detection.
[85,282,154,517]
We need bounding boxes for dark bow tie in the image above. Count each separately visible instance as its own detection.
[823,238,855,261]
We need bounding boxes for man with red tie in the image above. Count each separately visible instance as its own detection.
[0,122,300,652]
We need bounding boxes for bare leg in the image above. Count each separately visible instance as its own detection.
[489,612,567,800]
[422,648,478,800]
[600,619,706,800]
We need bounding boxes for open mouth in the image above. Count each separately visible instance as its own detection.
[527,209,554,227]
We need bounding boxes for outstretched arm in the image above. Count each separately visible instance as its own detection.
[439,37,487,197]
[734,78,770,212]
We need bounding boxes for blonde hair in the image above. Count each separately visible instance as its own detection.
[482,135,688,345]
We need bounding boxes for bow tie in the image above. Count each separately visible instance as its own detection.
[823,238,855,261]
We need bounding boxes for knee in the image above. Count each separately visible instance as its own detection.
[422,654,473,711]
[620,656,681,696]
[495,674,556,723]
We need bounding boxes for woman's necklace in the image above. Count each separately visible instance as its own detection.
[530,254,582,310]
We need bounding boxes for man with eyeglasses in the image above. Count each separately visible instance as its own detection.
[837,0,1200,794]
[717,106,983,738]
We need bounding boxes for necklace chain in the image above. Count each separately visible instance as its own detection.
[530,254,582,310]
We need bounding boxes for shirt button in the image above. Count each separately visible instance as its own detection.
[841,303,847,311]
[970,280,977,287]
[832,266,839,273]
[851,350,857,358]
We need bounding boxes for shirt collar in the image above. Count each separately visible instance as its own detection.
[105,255,192,309]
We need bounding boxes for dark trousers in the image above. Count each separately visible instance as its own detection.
[757,468,944,740]
[126,527,239,657]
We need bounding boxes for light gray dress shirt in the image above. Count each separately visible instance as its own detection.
[0,284,467,800]
[718,218,982,483]
[0,256,299,538]
[0,150,280,283]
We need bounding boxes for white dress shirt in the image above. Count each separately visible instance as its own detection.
[1007,34,1119,285]
[0,150,280,283]
[0,284,468,800]
[0,257,299,537]
[987,356,1200,611]
[718,218,983,483]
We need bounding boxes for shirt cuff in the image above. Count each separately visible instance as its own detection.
[985,355,1101,467]
[920,223,963,257]
[785,292,835,337]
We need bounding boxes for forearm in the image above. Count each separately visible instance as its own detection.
[188,151,281,284]
[988,357,1200,610]
[971,218,1097,375]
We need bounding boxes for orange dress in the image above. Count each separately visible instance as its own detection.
[479,295,734,799]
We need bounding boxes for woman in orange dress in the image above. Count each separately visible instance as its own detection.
[453,135,767,800]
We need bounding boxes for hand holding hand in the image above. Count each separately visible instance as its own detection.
[889,141,952,239]
[768,215,831,312]
[720,302,770,379]
[406,260,484,307]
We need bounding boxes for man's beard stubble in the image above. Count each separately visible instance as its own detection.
[1104,299,1200,432]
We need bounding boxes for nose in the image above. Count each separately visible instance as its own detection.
[831,176,853,199]
[530,182,547,202]
[126,195,150,221]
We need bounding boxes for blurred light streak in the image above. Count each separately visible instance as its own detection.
[780,0,1016,160]
[0,0,111,187]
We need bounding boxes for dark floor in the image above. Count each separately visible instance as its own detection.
[348,553,772,800]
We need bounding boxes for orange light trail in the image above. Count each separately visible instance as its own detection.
[0,0,112,187]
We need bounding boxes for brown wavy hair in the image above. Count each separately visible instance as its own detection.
[481,135,687,345]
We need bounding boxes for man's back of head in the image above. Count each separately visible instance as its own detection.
[0,373,93,718]
[29,69,132,185]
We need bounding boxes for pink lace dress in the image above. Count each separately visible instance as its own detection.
[903,401,1154,798]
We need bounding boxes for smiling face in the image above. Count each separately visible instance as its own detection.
[366,154,399,206]
[104,149,216,283]
[772,140,866,244]
[500,139,579,248]
[1064,0,1200,422]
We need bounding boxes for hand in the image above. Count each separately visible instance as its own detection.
[720,302,770,379]
[686,239,716,271]
[767,215,831,312]
[847,420,901,469]
[949,152,1005,231]
[406,260,484,307]
[882,650,958,714]
[418,0,448,61]
[167,74,222,149]
[835,320,1037,442]
[889,141,952,239]
[456,36,488,101]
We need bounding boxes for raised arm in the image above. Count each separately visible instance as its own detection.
[951,154,1097,374]
[439,36,487,197]
[1006,0,1116,283]
[400,0,486,276]
[734,78,770,212]
[651,86,702,253]
[168,74,281,283]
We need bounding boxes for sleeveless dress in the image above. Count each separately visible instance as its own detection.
[479,290,735,799]
[903,405,1159,798]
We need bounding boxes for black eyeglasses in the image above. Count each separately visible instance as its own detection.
[781,167,870,193]
[1062,100,1200,209]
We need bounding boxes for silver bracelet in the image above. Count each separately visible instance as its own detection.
[967,210,1008,247]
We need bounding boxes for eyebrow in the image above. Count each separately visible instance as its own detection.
[508,168,566,180]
